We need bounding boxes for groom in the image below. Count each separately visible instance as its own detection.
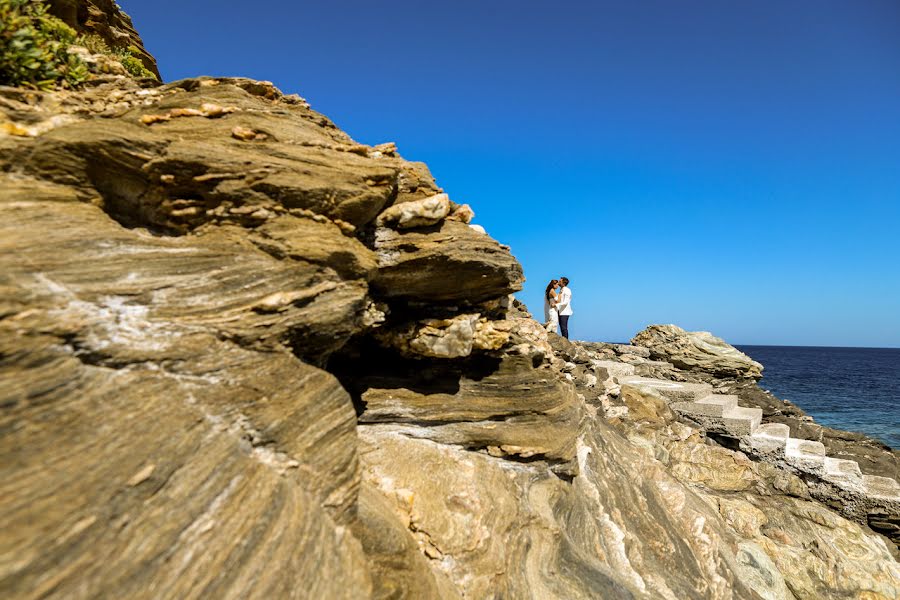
[557,277,573,339]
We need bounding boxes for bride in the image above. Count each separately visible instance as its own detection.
[544,279,560,333]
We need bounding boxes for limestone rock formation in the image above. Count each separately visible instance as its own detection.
[632,324,764,379]
[2,4,899,599]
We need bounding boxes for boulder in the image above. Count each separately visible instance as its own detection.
[632,324,764,379]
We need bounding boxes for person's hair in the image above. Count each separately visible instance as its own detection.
[545,279,559,300]
[560,277,569,286]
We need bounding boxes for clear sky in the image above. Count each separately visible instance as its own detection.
[122,0,900,347]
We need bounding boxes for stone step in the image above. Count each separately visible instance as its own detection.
[783,442,826,469]
[863,474,900,500]
[822,457,865,492]
[693,394,739,417]
[752,422,790,442]
[747,423,790,451]
[618,377,712,402]
[824,457,863,480]
[720,406,762,436]
[672,395,739,418]
[785,438,826,457]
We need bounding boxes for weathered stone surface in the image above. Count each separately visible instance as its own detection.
[359,423,764,599]
[376,192,451,229]
[8,85,397,231]
[254,214,378,280]
[632,324,764,379]
[346,350,582,465]
[0,72,502,598]
[669,442,760,491]
[738,496,900,598]
[350,483,459,599]
[619,382,677,425]
[0,188,369,364]
[373,313,510,359]
[372,220,524,304]
[0,268,370,598]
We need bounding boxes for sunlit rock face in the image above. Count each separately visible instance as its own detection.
[632,324,764,379]
[2,5,899,598]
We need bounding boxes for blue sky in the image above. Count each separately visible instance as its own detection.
[122,0,900,347]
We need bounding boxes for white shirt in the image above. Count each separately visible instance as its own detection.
[557,286,573,316]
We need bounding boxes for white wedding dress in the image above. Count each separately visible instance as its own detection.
[544,294,559,333]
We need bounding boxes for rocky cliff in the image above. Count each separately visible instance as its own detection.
[2,4,899,598]
[46,0,160,79]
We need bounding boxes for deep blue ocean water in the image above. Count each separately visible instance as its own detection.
[737,345,900,449]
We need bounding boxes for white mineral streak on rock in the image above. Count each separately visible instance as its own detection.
[690,515,729,598]
[43,279,181,353]
[228,414,301,475]
[253,282,338,312]
[376,193,451,229]
[574,439,649,594]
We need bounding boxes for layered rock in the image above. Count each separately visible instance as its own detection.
[0,72,523,597]
[632,324,764,379]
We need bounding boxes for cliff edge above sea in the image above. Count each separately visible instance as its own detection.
[1,3,899,598]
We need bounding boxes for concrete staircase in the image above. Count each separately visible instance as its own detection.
[618,375,900,502]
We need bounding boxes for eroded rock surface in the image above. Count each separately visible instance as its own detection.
[633,324,764,379]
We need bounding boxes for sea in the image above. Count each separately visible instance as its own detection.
[737,345,900,450]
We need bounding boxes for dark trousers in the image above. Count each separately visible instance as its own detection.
[559,315,570,339]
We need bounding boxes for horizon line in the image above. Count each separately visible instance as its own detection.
[589,340,900,350]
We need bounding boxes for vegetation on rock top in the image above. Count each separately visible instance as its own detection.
[0,0,156,90]
[80,33,156,79]
[0,0,87,89]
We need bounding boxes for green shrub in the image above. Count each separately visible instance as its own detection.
[117,45,155,79]
[80,32,111,55]
[80,33,156,80]
[0,0,89,89]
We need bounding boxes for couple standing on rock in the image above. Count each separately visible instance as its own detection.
[544,277,573,339]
